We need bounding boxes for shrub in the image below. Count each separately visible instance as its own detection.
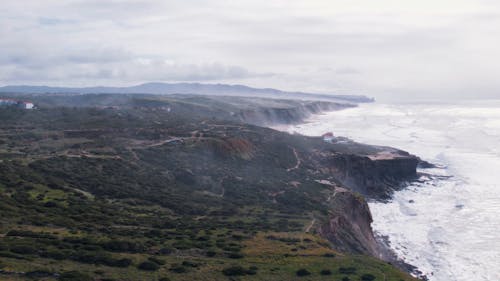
[59,271,92,281]
[228,252,243,259]
[222,266,246,276]
[361,273,376,281]
[148,256,166,265]
[296,269,311,276]
[339,267,357,274]
[0,251,25,259]
[246,268,257,275]
[169,264,187,273]
[231,234,244,240]
[44,201,58,208]
[221,265,258,276]
[6,230,56,239]
[159,247,174,255]
[197,235,210,241]
[172,240,192,250]
[138,261,160,271]
[25,270,54,279]
[182,260,199,267]
[71,251,131,267]
[320,269,332,275]
[40,249,66,260]
[10,245,36,255]
[114,258,132,268]
[101,240,144,253]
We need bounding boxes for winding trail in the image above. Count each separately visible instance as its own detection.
[305,218,316,233]
[287,147,301,172]
[146,137,185,147]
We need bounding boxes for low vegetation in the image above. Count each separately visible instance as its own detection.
[0,94,419,280]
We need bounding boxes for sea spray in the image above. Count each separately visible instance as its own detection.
[287,101,500,281]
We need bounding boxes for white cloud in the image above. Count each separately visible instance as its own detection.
[1,0,500,100]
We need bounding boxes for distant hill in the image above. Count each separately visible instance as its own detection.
[0,82,374,103]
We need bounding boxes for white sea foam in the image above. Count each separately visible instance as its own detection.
[287,102,500,281]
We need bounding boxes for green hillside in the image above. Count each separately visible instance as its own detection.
[0,95,419,281]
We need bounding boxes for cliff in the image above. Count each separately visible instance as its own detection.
[318,189,379,256]
[311,144,420,269]
[325,149,419,199]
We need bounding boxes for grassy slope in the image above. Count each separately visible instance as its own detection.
[0,232,414,281]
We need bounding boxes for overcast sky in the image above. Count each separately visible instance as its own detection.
[1,0,500,101]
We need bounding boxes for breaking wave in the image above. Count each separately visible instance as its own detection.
[288,101,500,281]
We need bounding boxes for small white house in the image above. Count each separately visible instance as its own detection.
[23,102,34,109]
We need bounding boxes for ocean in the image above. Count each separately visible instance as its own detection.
[286,101,500,281]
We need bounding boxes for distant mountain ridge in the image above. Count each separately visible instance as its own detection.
[0,82,374,103]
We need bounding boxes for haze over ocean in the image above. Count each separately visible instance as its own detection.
[287,101,500,281]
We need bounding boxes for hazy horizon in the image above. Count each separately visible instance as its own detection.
[2,1,500,101]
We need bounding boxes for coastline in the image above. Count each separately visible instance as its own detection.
[271,106,426,278]
[283,101,500,281]
[375,234,427,280]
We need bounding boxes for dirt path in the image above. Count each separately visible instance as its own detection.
[287,147,301,172]
[315,180,348,202]
[146,137,185,147]
[327,193,333,202]
[128,149,140,161]
[65,153,121,160]
[305,218,316,233]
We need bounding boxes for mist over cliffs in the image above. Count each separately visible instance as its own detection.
[0,82,374,103]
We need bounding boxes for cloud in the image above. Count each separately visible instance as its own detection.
[335,67,361,75]
[0,45,264,84]
[1,0,500,100]
[38,17,77,26]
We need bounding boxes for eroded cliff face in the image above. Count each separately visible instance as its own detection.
[319,189,379,256]
[325,152,419,200]
[314,148,419,259]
